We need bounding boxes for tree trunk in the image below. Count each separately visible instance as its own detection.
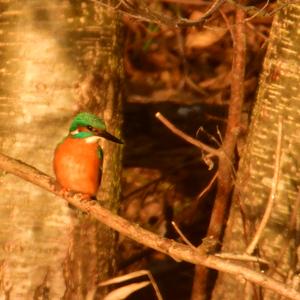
[0,1,123,298]
[212,2,300,299]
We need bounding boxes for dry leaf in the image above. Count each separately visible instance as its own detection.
[186,27,227,49]
[185,11,227,49]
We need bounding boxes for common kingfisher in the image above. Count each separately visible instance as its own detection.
[53,112,123,197]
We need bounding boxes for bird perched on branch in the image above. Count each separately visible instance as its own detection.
[53,112,123,197]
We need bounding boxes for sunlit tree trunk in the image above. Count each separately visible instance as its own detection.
[212,2,300,299]
[0,1,123,298]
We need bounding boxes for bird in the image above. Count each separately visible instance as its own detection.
[53,112,123,197]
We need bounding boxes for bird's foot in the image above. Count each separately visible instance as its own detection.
[78,193,93,201]
[60,187,92,201]
[60,187,71,198]
[78,194,98,207]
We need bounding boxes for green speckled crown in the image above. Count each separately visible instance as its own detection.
[69,112,106,131]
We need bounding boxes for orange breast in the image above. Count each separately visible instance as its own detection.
[53,136,102,196]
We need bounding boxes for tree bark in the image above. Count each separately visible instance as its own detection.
[0,1,123,298]
[212,2,300,299]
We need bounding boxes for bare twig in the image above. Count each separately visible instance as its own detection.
[196,171,218,201]
[176,0,226,27]
[219,9,235,43]
[0,153,300,299]
[245,22,269,43]
[215,253,269,265]
[185,76,208,95]
[172,221,197,249]
[246,117,283,255]
[161,0,211,4]
[99,270,163,300]
[96,0,226,28]
[155,112,220,157]
[196,127,221,148]
[227,0,278,18]
[244,0,270,22]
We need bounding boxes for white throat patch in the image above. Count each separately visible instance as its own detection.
[70,129,101,143]
[85,136,101,143]
[70,129,79,135]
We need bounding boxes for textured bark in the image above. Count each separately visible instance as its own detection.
[0,1,123,299]
[212,2,300,299]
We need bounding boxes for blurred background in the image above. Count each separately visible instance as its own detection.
[117,1,274,298]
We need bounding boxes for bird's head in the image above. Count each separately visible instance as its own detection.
[69,112,123,144]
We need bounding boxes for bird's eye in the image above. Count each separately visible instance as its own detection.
[87,125,93,131]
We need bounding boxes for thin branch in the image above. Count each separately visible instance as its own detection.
[99,270,163,300]
[0,153,300,299]
[196,171,218,201]
[176,0,226,27]
[171,221,197,249]
[219,9,235,43]
[161,0,210,6]
[146,271,163,300]
[246,117,283,255]
[215,253,270,265]
[161,0,211,4]
[196,127,221,148]
[96,0,226,28]
[244,0,270,22]
[207,0,246,242]
[155,112,220,157]
[97,0,290,28]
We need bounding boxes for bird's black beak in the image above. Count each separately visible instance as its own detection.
[98,130,123,144]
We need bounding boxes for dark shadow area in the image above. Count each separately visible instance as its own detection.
[120,100,224,300]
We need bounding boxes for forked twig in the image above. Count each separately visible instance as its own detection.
[155,112,220,157]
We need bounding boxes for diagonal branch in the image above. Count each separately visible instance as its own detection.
[0,152,300,299]
[0,153,300,300]
[155,112,220,157]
